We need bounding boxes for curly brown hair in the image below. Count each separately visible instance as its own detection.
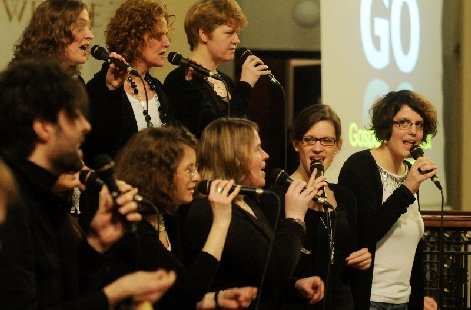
[185,0,248,51]
[114,126,197,215]
[105,0,174,65]
[198,118,258,186]
[11,0,87,73]
[369,90,438,143]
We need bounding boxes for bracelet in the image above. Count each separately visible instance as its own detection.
[283,217,306,233]
[214,289,223,310]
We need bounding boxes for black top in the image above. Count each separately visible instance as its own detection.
[268,183,359,310]
[0,158,108,309]
[82,63,175,166]
[182,195,306,309]
[106,213,220,310]
[338,150,424,310]
[163,65,253,138]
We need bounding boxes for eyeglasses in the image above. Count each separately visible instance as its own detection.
[301,136,337,147]
[179,166,198,178]
[392,120,424,130]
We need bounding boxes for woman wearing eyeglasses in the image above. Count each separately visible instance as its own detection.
[338,90,438,310]
[109,126,258,309]
[268,104,371,309]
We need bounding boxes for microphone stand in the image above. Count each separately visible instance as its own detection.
[320,195,334,310]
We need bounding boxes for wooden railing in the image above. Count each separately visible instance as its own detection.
[422,211,471,309]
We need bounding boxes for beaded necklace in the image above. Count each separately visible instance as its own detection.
[126,73,157,128]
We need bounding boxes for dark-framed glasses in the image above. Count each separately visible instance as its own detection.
[392,120,424,130]
[301,136,337,147]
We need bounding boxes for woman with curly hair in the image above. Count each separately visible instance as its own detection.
[163,0,271,138]
[338,90,438,310]
[112,125,257,309]
[82,0,176,166]
[11,0,125,81]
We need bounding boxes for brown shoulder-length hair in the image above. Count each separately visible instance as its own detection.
[198,118,258,185]
[185,0,247,51]
[369,90,438,143]
[292,104,342,143]
[114,126,197,215]
[11,0,87,74]
[106,0,174,66]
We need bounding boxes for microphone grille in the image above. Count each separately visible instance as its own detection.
[310,159,324,178]
[270,168,289,185]
[235,47,252,62]
[93,154,115,178]
[197,180,211,195]
[410,145,424,160]
[90,45,109,61]
[167,52,181,65]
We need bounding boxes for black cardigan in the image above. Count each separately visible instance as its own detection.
[82,63,175,166]
[163,65,252,138]
[338,150,424,310]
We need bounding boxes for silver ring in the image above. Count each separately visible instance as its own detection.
[363,260,367,264]
[217,187,222,193]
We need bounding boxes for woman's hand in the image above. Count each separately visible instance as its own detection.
[424,296,437,310]
[208,179,239,225]
[105,52,129,90]
[345,247,372,270]
[403,156,438,194]
[240,55,271,87]
[285,170,325,219]
[87,180,141,253]
[295,276,325,304]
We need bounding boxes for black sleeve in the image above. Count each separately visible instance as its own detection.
[82,63,133,166]
[183,197,305,288]
[338,151,416,248]
[135,221,220,305]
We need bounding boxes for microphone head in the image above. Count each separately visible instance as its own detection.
[167,52,182,65]
[235,47,252,62]
[79,169,104,192]
[93,154,115,179]
[197,180,211,195]
[90,45,109,61]
[310,159,324,178]
[410,145,424,160]
[270,168,291,186]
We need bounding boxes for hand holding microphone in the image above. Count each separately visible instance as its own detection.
[409,145,442,190]
[235,47,282,87]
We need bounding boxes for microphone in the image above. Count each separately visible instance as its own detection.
[167,52,223,80]
[93,154,120,199]
[197,180,266,196]
[310,159,327,201]
[410,145,442,190]
[90,45,140,77]
[270,168,333,208]
[79,169,155,208]
[235,47,282,87]
[79,169,105,192]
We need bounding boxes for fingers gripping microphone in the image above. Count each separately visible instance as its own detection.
[197,180,266,196]
[270,168,333,208]
[235,47,282,87]
[410,145,442,190]
[90,45,140,77]
[167,52,223,80]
